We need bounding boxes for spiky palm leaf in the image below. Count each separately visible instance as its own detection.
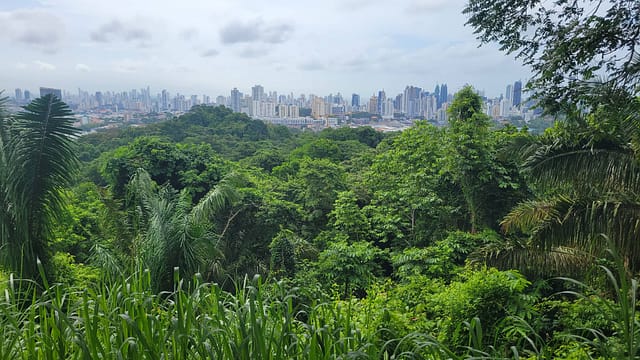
[0,94,79,279]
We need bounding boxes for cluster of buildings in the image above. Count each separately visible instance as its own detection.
[8,81,540,131]
[225,81,537,125]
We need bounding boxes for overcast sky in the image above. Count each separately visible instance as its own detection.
[0,0,530,99]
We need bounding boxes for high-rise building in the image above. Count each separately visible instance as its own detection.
[40,87,62,99]
[311,96,326,118]
[367,95,377,115]
[439,84,448,108]
[24,90,31,101]
[15,88,22,101]
[161,89,169,110]
[434,84,441,109]
[505,84,513,103]
[512,81,522,108]
[403,86,422,117]
[230,88,241,112]
[377,90,386,115]
[251,85,264,102]
[351,93,360,108]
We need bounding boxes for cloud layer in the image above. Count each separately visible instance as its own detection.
[0,9,66,53]
[220,18,293,44]
[90,19,152,46]
[0,0,528,98]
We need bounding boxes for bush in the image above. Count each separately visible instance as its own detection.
[430,268,533,351]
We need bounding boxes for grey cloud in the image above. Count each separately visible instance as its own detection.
[90,19,152,46]
[201,49,219,57]
[0,10,65,53]
[237,46,270,58]
[220,18,293,45]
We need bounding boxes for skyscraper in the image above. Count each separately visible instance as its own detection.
[377,90,386,115]
[512,81,522,108]
[39,87,62,99]
[351,93,360,108]
[434,84,441,109]
[230,88,241,112]
[505,84,513,103]
[440,84,448,108]
[403,86,421,117]
[15,88,22,101]
[251,85,264,102]
[161,89,169,110]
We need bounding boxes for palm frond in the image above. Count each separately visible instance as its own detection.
[471,240,594,279]
[127,168,236,290]
[534,197,640,270]
[524,144,640,193]
[191,173,241,223]
[503,193,640,271]
[2,94,79,277]
[501,197,565,234]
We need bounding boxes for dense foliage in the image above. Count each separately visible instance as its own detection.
[1,0,640,354]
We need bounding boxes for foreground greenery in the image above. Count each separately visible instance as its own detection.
[0,253,638,359]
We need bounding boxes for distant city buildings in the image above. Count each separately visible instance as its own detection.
[6,79,538,131]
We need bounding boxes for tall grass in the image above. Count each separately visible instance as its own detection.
[0,268,453,359]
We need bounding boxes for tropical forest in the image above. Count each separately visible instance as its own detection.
[1,0,640,358]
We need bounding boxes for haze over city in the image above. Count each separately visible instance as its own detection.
[1,0,529,98]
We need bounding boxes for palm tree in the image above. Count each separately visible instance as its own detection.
[127,168,239,291]
[0,94,79,281]
[481,89,640,276]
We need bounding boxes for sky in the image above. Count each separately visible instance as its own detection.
[0,0,530,99]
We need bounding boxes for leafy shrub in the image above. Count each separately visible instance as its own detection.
[430,268,533,351]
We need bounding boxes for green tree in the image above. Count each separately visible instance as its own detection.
[364,122,462,248]
[269,229,297,277]
[446,86,526,233]
[316,239,386,297]
[0,94,79,280]
[464,0,640,112]
[447,86,494,232]
[289,157,347,238]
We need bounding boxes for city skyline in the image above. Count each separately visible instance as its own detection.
[1,0,529,98]
[10,79,530,125]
